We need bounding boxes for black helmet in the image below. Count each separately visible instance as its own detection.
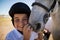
[9,2,31,18]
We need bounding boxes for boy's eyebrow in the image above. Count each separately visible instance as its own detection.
[14,17,19,19]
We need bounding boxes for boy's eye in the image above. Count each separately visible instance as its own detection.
[14,19,20,23]
[23,18,28,21]
[14,18,28,23]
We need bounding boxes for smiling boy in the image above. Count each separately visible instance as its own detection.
[5,2,42,40]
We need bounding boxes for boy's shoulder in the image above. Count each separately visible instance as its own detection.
[6,29,15,39]
[6,29,23,40]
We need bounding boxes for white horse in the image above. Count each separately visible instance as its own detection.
[29,0,56,32]
[29,0,60,40]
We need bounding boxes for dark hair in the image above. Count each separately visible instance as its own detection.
[9,2,31,25]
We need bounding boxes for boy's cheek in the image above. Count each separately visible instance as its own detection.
[24,21,28,25]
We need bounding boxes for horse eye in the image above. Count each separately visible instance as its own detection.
[43,14,49,24]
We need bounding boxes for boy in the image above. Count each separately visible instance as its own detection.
[5,2,42,40]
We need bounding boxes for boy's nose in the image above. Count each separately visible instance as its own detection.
[18,21,24,27]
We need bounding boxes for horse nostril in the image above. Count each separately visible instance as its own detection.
[36,23,41,31]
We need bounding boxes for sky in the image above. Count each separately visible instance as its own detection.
[0,0,35,15]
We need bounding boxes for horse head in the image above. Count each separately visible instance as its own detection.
[29,0,56,32]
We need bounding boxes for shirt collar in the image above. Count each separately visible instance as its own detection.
[14,28,23,38]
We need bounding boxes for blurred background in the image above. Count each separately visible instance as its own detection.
[0,0,35,40]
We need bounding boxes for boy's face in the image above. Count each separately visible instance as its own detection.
[14,13,28,32]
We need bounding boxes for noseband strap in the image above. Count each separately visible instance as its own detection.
[32,2,49,12]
